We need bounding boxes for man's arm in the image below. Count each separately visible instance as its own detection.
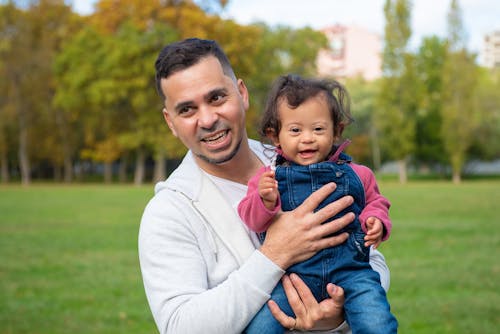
[139,193,285,334]
[139,183,355,334]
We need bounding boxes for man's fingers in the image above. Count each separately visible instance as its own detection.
[316,232,349,250]
[297,183,337,214]
[313,196,354,224]
[289,273,317,309]
[317,211,355,237]
[267,300,296,329]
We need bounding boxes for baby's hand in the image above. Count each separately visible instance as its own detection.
[258,170,279,210]
[364,217,383,248]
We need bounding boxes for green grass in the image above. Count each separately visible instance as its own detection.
[0,185,156,334]
[379,181,500,333]
[1,181,499,333]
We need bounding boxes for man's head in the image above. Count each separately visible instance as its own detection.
[155,38,237,101]
[155,38,250,172]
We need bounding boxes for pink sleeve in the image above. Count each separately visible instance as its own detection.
[237,166,281,233]
[350,163,392,241]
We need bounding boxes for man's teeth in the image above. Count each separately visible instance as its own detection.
[204,131,226,142]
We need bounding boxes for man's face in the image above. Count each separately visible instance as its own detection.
[161,56,249,169]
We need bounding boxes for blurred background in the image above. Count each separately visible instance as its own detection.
[0,0,499,185]
[1,1,499,333]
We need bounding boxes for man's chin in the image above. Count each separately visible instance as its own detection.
[196,139,242,165]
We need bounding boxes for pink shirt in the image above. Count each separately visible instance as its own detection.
[237,163,392,240]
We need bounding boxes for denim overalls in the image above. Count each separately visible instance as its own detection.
[245,150,398,334]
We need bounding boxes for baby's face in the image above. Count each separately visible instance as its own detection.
[274,95,336,165]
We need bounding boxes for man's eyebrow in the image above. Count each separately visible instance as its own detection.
[204,87,228,100]
[173,100,194,113]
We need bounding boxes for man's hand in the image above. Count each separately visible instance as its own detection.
[268,274,345,331]
[260,182,354,270]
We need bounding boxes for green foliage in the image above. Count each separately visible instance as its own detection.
[1,0,499,184]
[468,68,500,160]
[343,76,380,167]
[244,24,328,139]
[414,36,447,164]
[441,0,479,183]
[378,0,415,182]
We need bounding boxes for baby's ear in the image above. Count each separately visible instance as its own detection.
[337,122,345,137]
[265,128,279,146]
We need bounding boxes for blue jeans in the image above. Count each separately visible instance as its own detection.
[245,157,398,334]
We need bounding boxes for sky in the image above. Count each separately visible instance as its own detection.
[72,0,500,64]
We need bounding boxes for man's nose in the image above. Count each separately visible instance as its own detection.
[197,106,218,129]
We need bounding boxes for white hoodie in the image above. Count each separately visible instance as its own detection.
[138,139,389,334]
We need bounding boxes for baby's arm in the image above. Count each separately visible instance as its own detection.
[237,166,281,233]
[259,170,279,210]
[364,217,384,248]
[350,163,392,243]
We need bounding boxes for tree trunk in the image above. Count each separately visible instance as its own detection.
[118,154,128,183]
[370,126,381,171]
[16,79,30,185]
[398,159,407,184]
[134,148,146,186]
[53,166,62,182]
[1,151,9,183]
[55,109,73,183]
[64,156,73,183]
[104,162,113,184]
[153,149,166,183]
[452,169,461,184]
[18,118,31,185]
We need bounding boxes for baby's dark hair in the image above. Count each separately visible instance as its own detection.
[260,74,353,142]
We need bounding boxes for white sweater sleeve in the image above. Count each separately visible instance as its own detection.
[138,193,284,334]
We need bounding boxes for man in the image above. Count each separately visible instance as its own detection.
[139,38,390,334]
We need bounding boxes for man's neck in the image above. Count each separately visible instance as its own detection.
[196,141,263,185]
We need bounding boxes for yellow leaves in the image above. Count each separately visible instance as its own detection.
[81,138,123,163]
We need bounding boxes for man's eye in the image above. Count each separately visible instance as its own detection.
[211,93,226,104]
[179,106,194,115]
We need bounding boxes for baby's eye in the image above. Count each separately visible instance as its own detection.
[290,128,300,133]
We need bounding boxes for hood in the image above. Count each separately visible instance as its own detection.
[153,139,270,199]
[154,151,203,200]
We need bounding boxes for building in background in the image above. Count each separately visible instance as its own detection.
[481,30,500,69]
[316,24,382,81]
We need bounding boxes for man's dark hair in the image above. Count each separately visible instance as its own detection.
[155,38,236,100]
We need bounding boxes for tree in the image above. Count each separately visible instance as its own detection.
[441,0,478,183]
[414,36,447,169]
[377,0,414,183]
[468,68,500,161]
[344,76,380,169]
[244,24,327,139]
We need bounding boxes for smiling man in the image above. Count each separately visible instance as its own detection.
[139,38,390,334]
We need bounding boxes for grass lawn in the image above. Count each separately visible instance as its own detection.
[1,181,499,333]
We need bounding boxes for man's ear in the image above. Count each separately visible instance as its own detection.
[237,79,250,111]
[162,108,178,137]
[265,128,279,147]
